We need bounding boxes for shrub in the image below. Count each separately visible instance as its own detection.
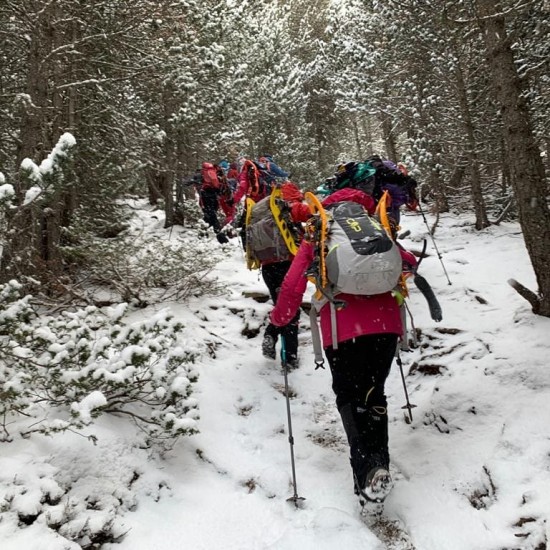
[0,280,201,447]
[61,218,225,308]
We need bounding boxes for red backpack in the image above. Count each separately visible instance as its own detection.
[242,159,271,202]
[201,162,221,190]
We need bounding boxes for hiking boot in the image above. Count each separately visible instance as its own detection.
[286,356,300,370]
[216,232,229,244]
[262,334,276,360]
[362,467,393,503]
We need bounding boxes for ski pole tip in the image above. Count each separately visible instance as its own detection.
[287,495,306,509]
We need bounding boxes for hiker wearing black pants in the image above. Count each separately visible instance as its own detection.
[324,334,399,494]
[199,187,222,233]
[261,260,301,369]
[269,186,418,503]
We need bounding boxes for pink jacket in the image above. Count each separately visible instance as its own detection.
[269,189,411,348]
[226,170,266,224]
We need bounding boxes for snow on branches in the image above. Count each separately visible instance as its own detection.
[0,280,201,447]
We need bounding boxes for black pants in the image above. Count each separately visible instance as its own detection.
[200,189,221,233]
[262,261,300,361]
[324,334,398,483]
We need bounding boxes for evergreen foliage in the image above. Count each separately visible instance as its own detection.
[0,0,548,303]
[0,280,201,447]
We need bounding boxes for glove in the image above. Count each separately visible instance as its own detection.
[414,274,442,322]
[407,185,418,210]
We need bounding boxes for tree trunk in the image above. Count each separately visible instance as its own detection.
[161,85,176,228]
[499,137,511,196]
[352,115,362,159]
[380,105,397,161]
[173,130,186,226]
[361,116,374,157]
[15,13,50,198]
[476,0,550,315]
[454,59,490,230]
[145,167,162,206]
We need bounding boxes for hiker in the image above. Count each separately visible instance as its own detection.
[269,183,417,504]
[198,162,233,244]
[258,155,289,180]
[217,168,236,238]
[365,155,419,224]
[254,182,312,369]
[230,154,289,208]
[224,155,291,249]
[329,157,418,225]
[218,159,230,174]
[226,162,240,192]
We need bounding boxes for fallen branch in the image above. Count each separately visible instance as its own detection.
[492,197,514,225]
[508,278,540,314]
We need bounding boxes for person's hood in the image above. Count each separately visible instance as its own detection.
[322,188,376,214]
[281,182,303,203]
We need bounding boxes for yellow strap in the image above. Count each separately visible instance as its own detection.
[375,190,392,237]
[376,190,409,297]
[304,192,328,287]
[270,187,299,256]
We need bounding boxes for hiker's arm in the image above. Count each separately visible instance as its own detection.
[398,245,417,273]
[270,242,313,327]
[268,162,289,179]
[232,173,248,204]
[225,175,247,223]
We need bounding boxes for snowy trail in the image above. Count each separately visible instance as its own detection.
[111,211,550,550]
[2,207,549,550]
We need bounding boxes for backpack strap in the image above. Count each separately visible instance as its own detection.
[304,191,348,354]
[399,303,409,351]
[377,189,410,298]
[245,197,260,270]
[309,307,325,368]
[329,301,339,350]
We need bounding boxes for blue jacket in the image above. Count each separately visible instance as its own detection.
[258,156,289,180]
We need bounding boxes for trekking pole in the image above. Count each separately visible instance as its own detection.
[280,336,305,508]
[417,201,452,285]
[396,350,417,425]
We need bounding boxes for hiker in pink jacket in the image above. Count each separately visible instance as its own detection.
[270,186,416,505]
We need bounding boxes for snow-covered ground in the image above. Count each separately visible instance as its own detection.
[1,203,549,550]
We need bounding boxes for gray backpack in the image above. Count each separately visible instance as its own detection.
[246,196,292,265]
[309,201,402,357]
[321,201,402,297]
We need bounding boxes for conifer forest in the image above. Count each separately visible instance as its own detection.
[1,3,550,548]
[0,0,549,311]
